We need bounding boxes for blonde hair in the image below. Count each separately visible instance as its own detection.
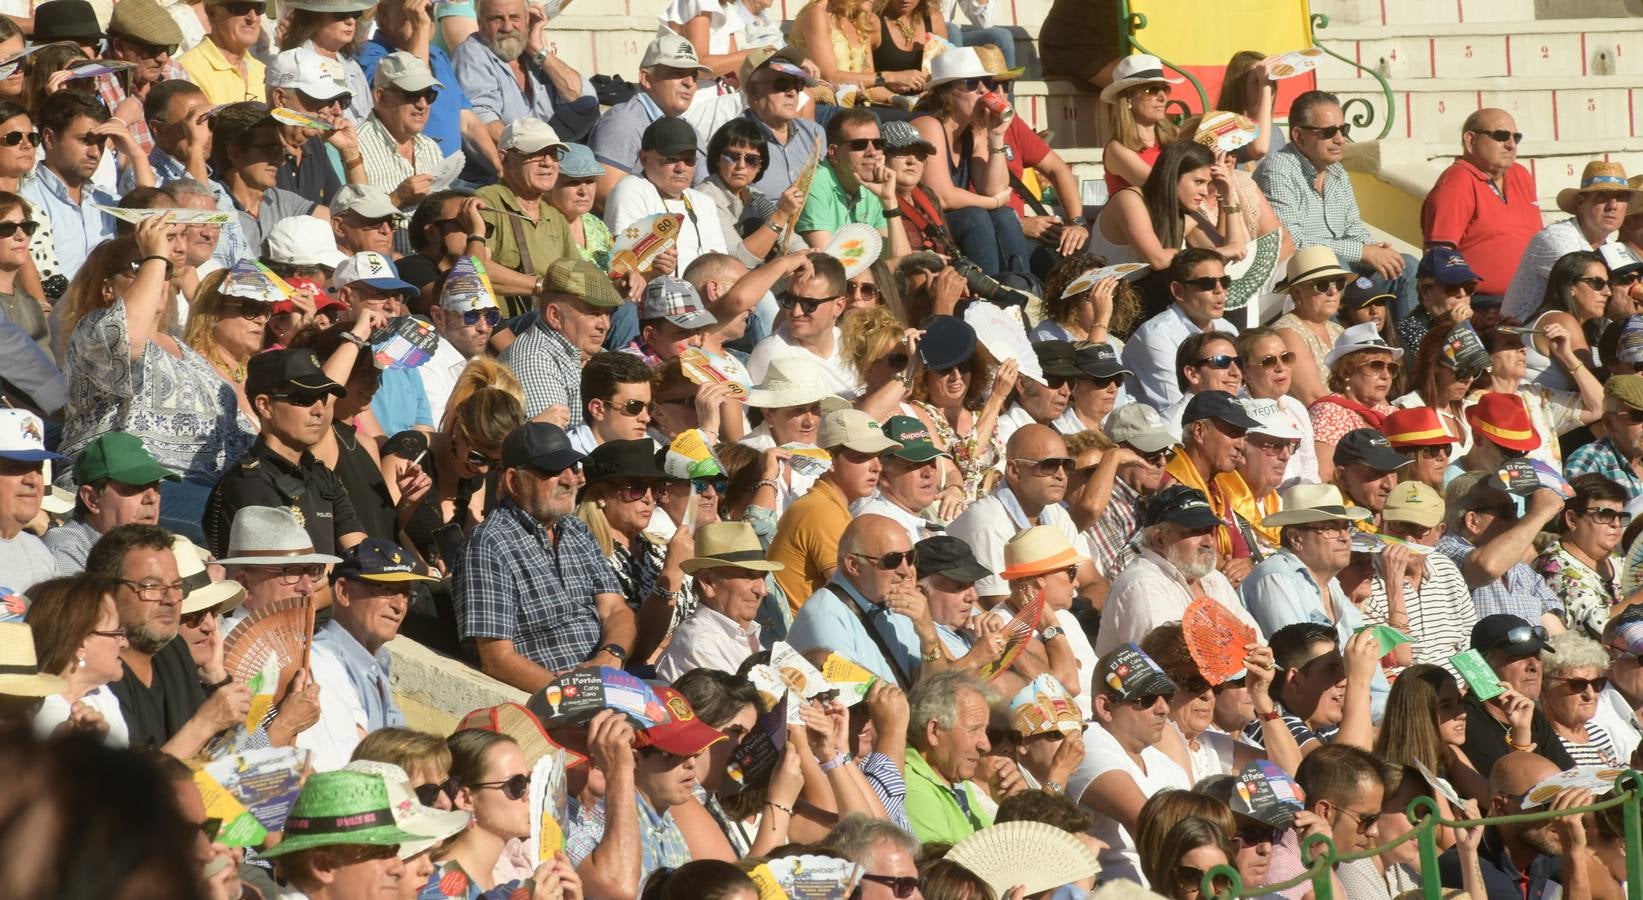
[1063,428,1116,457]
[441,357,524,433]
[840,305,906,382]
[576,499,618,556]
[351,727,453,779]
[1110,86,1180,152]
[183,268,246,372]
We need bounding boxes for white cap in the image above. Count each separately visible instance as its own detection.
[1241,397,1304,440]
[0,408,64,462]
[266,46,349,101]
[499,117,567,155]
[262,215,346,269]
[331,251,419,295]
[332,184,402,221]
[640,32,712,74]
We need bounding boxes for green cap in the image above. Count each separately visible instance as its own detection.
[73,433,179,486]
[259,771,426,858]
[1606,374,1643,412]
[544,258,624,308]
[883,415,950,463]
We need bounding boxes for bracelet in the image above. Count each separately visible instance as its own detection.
[1258,709,1281,722]
[342,154,363,167]
[883,207,903,219]
[203,673,233,691]
[1568,362,1586,374]
[820,751,850,772]
[766,217,785,235]
[1505,734,1534,751]
[140,255,169,266]
[1041,779,1064,796]
[766,800,795,815]
[533,275,546,295]
[466,233,486,244]
[342,330,369,349]
[755,478,781,492]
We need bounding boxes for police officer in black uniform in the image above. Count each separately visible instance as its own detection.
[204,348,369,559]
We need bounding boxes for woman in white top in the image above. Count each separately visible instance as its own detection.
[661,0,771,77]
[1090,141,1247,272]
[27,574,131,746]
[282,1,376,123]
[1519,249,1607,391]
[1236,326,1319,487]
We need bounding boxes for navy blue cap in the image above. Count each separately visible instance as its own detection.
[1340,275,1394,312]
[333,537,439,583]
[918,315,976,371]
[501,423,584,473]
[1182,390,1261,429]
[1141,485,1220,529]
[1417,246,1479,286]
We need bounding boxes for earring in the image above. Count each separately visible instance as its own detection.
[77,654,86,669]
[597,499,607,509]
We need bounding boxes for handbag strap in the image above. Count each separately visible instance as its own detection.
[840,588,913,688]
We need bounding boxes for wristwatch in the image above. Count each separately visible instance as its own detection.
[600,643,629,662]
[341,331,370,349]
[1040,625,1065,642]
[1042,779,1064,796]
[1069,215,1089,227]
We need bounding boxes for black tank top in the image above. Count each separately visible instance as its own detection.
[874,14,930,74]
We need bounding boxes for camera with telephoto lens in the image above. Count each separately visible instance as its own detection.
[948,256,1029,309]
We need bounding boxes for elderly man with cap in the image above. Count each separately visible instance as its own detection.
[1097,485,1255,657]
[0,410,63,593]
[1384,406,1457,493]
[355,52,447,222]
[1348,482,1476,671]
[903,670,1000,844]
[1243,483,1391,718]
[1504,160,1640,323]
[177,0,267,104]
[450,0,599,146]
[605,117,731,274]
[1565,375,1643,502]
[208,102,321,251]
[995,341,1080,448]
[101,0,185,154]
[1332,428,1412,533]
[741,47,827,197]
[1080,405,1173,577]
[454,423,632,692]
[474,118,579,306]
[265,46,365,211]
[1233,398,1303,556]
[586,33,715,199]
[320,249,439,440]
[653,521,783,681]
[330,185,402,257]
[769,409,901,608]
[261,769,433,898]
[854,416,952,544]
[747,252,863,400]
[1122,248,1240,409]
[500,258,623,424]
[913,534,1007,671]
[43,433,177,575]
[1166,389,1263,586]
[1437,471,1567,634]
[625,275,718,367]
[1458,615,1579,775]
[1396,247,1481,353]
[948,424,1097,607]
[203,349,367,560]
[298,537,438,771]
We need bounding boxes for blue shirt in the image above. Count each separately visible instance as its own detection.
[1239,548,1389,720]
[311,618,403,731]
[565,791,690,888]
[370,366,432,435]
[786,577,924,687]
[358,36,471,158]
[450,34,597,129]
[19,164,116,276]
[744,109,826,197]
[587,91,708,183]
[124,148,253,270]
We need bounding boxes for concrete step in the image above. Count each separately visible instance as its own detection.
[1310,0,1537,28]
[1313,18,1643,84]
[1324,74,1643,144]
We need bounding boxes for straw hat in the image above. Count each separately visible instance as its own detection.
[173,535,245,617]
[340,760,472,859]
[215,506,344,567]
[1260,484,1373,527]
[681,522,786,575]
[1556,161,1643,216]
[1000,525,1090,581]
[745,357,834,409]
[0,622,67,697]
[1099,54,1183,103]
[972,44,1024,81]
[1323,321,1404,369]
[258,771,427,858]
[1275,245,1353,291]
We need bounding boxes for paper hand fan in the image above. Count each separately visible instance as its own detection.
[820,652,876,706]
[750,854,864,900]
[1265,48,1324,79]
[1182,596,1256,685]
[527,747,572,864]
[220,259,299,305]
[369,316,441,369]
[823,223,883,279]
[222,595,314,698]
[429,152,465,193]
[1520,766,1627,810]
[679,347,749,402]
[270,107,334,131]
[608,213,684,277]
[783,444,833,477]
[1195,110,1258,154]
[721,697,788,795]
[664,427,725,480]
[202,747,308,831]
[945,821,1101,896]
[963,301,1043,386]
[65,60,134,80]
[1059,262,1150,300]
[978,589,1045,681]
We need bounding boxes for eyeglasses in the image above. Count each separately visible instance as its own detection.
[1126,445,1176,466]
[118,579,185,603]
[250,563,327,585]
[1575,276,1611,292]
[777,291,840,315]
[959,77,998,91]
[693,476,727,494]
[1195,354,1243,370]
[1177,865,1234,894]
[1357,359,1401,376]
[1552,674,1609,695]
[847,281,880,299]
[720,150,763,168]
[1254,351,1296,370]
[123,258,175,281]
[0,130,38,147]
[604,398,647,417]
[524,145,569,161]
[90,627,128,640]
[1415,444,1452,460]
[1181,275,1233,291]
[841,137,887,152]
[460,308,502,328]
[1442,281,1478,297]
[1580,507,1632,526]
[1298,123,1352,140]
[1336,806,1380,834]
[180,608,217,629]
[0,220,38,238]
[863,874,919,898]
[1248,436,1299,457]
[616,481,658,503]
[851,550,917,570]
[466,448,501,469]
[415,777,461,807]
[1484,624,1550,653]
[1011,456,1076,476]
[1606,643,1643,665]
[1470,128,1523,144]
[1306,278,1348,295]
[470,773,531,801]
[227,300,274,320]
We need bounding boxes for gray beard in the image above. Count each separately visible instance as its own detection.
[1168,545,1218,581]
[485,31,526,62]
[127,623,176,655]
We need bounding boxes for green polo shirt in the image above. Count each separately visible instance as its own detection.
[476,184,578,298]
[904,747,992,845]
[796,161,887,237]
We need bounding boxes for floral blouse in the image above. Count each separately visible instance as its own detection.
[919,401,1002,502]
[1533,544,1621,637]
[59,300,255,485]
[576,211,613,271]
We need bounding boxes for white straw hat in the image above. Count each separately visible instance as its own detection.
[1099,54,1183,103]
[173,535,245,617]
[745,357,835,409]
[215,507,344,567]
[0,622,68,697]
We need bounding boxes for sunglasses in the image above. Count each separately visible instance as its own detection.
[1043,375,1073,390]
[851,549,917,570]
[1012,456,1075,476]
[1120,692,1168,708]
[467,448,501,469]
[1442,281,1477,296]
[1357,359,1401,376]
[460,308,502,328]
[1580,507,1632,526]
[1470,128,1523,144]
[1089,374,1125,388]
[1182,275,1233,291]
[1248,436,1299,456]
[604,398,647,417]
[884,350,910,371]
[1486,624,1550,653]
[1195,354,1243,370]
[767,77,806,93]
[1233,825,1281,847]
[1553,675,1609,695]
[124,258,175,281]
[1177,865,1234,893]
[1616,271,1643,287]
[271,391,331,407]
[693,476,728,494]
[1298,123,1352,139]
[841,137,887,151]
[1575,275,1611,292]
[1253,351,1296,370]
[0,219,38,238]
[848,280,880,299]
[415,776,460,807]
[394,87,438,105]
[1414,444,1452,459]
[0,130,38,147]
[470,773,530,801]
[1126,445,1176,466]
[227,300,275,319]
[1306,278,1348,295]
[960,76,998,91]
[862,874,919,898]
[720,150,763,168]
[298,90,350,110]
[1336,806,1380,834]
[777,291,839,315]
[222,0,263,14]
[616,482,658,503]
[180,608,216,628]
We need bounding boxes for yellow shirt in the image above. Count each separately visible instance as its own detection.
[769,478,851,614]
[178,38,266,105]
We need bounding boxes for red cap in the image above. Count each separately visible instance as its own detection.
[458,702,588,769]
[1464,392,1541,452]
[633,686,725,756]
[1384,406,1457,448]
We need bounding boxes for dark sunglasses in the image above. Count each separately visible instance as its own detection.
[1442,281,1477,296]
[1358,359,1401,376]
[960,76,998,91]
[863,874,919,898]
[1485,624,1550,653]
[720,150,763,168]
[1012,456,1075,476]
[851,549,917,570]
[841,137,886,152]
[1234,825,1281,847]
[884,350,910,371]
[271,391,331,406]
[470,773,530,800]
[1089,374,1125,388]
[1254,351,1296,370]
[1298,123,1352,139]
[414,776,460,807]
[0,130,38,147]
[1470,128,1523,144]
[1616,271,1643,287]
[1580,507,1632,526]
[1120,692,1169,708]
[1415,444,1452,459]
[777,291,839,315]
[1554,675,1609,695]
[227,300,275,319]
[1126,445,1176,466]
[1575,275,1611,292]
[1182,275,1233,291]
[1195,354,1243,370]
[616,482,658,503]
[693,476,728,494]
[460,308,502,328]
[222,0,263,14]
[1177,865,1233,893]
[1044,375,1073,390]
[1306,278,1348,295]
[180,608,216,629]
[0,219,39,238]
[325,8,360,19]
[299,89,351,110]
[124,258,175,281]
[606,398,647,417]
[767,76,806,93]
[394,87,438,104]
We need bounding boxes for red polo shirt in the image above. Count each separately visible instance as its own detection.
[1420,158,1542,296]
[1001,116,1052,217]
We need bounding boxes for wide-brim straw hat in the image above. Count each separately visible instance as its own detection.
[1556,161,1643,216]
[1000,524,1090,581]
[0,622,68,697]
[1261,483,1373,527]
[973,44,1024,81]
[1275,245,1354,291]
[681,522,785,575]
[746,357,834,409]
[1100,54,1183,103]
[174,535,245,617]
[215,506,345,567]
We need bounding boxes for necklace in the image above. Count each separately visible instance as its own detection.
[892,14,917,43]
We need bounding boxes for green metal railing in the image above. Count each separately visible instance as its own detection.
[1202,769,1643,900]
[1309,12,1397,141]
[1115,3,1209,123]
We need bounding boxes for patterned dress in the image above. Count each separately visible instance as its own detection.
[919,401,1002,502]
[1533,544,1621,637]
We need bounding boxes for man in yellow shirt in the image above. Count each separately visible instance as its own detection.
[178,0,267,104]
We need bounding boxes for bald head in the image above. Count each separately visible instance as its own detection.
[1005,425,1071,509]
[838,514,916,600]
[1490,751,1559,800]
[1007,424,1065,461]
[1460,108,1519,176]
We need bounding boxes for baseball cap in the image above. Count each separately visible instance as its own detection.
[1241,397,1303,440]
[1032,340,1082,380]
[883,415,950,462]
[266,46,349,101]
[73,433,178,486]
[1104,404,1174,454]
[1340,276,1394,313]
[1382,481,1444,528]
[817,409,902,455]
[332,251,419,295]
[1097,643,1177,700]
[333,537,439,583]
[544,258,624,309]
[374,51,442,93]
[332,184,402,221]
[641,33,712,74]
[244,349,347,401]
[501,422,584,473]
[1141,485,1219,530]
[634,685,726,756]
[641,117,700,156]
[640,276,717,329]
[738,45,813,87]
[1181,390,1261,429]
[1333,428,1412,472]
[1601,242,1643,279]
[557,143,604,179]
[917,315,975,371]
[1074,343,1130,380]
[0,409,65,463]
[1416,246,1479,285]
[264,215,346,268]
[913,535,989,583]
[500,118,568,155]
[1471,614,1554,658]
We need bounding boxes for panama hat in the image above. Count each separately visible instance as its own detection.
[925,46,992,90]
[1275,245,1354,292]
[215,506,345,567]
[0,622,68,697]
[259,771,427,858]
[1000,524,1090,581]
[1556,161,1643,216]
[340,761,471,859]
[681,522,785,575]
[173,535,245,617]
[745,357,834,409]
[1323,321,1404,369]
[1260,483,1373,527]
[1099,54,1183,103]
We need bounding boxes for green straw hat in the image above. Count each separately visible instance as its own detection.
[260,771,426,858]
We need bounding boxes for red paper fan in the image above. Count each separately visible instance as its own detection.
[1182,596,1256,685]
[979,589,1046,682]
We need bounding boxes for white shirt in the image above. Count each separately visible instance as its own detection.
[604,177,729,273]
[973,606,1099,717]
[746,324,864,401]
[994,404,1039,455]
[946,485,1093,600]
[654,603,761,681]
[1067,720,1191,887]
[1095,545,1257,657]
[853,493,933,546]
[737,425,823,518]
[296,642,369,772]
[1121,304,1239,409]
[35,685,129,747]
[1171,720,1236,783]
[419,334,471,430]
[1593,685,1642,764]
[1273,393,1321,487]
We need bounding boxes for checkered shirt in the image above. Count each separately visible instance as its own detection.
[498,315,583,425]
[1434,532,1565,624]
[452,497,621,672]
[97,75,154,155]
[1255,143,1373,265]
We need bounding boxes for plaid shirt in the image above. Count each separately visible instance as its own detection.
[452,497,621,672]
[1085,477,1143,577]
[565,792,690,887]
[498,316,583,424]
[97,75,154,156]
[1435,532,1565,624]
[1255,143,1373,266]
[1564,438,1643,501]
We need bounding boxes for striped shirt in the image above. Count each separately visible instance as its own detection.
[1359,551,1476,673]
[1241,703,1340,750]
[1558,722,1622,767]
